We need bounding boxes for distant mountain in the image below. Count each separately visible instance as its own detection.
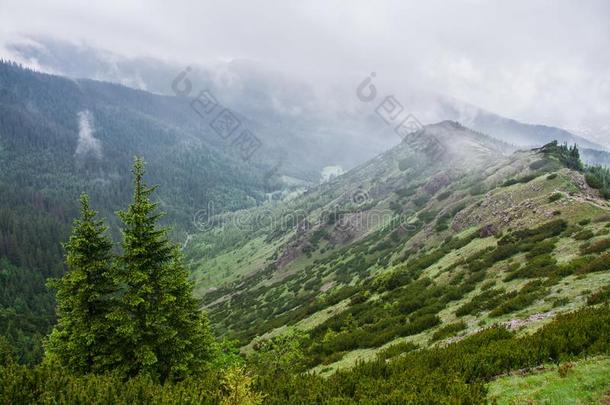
[439,98,610,167]
[581,147,610,167]
[436,97,607,151]
[5,38,398,176]
[0,61,279,228]
[8,37,608,170]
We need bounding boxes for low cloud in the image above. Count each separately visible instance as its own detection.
[75,110,102,159]
[1,0,609,144]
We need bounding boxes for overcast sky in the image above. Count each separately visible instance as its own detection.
[1,0,609,143]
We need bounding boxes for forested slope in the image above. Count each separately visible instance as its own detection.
[0,61,278,362]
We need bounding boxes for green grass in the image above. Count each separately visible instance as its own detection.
[191,235,281,295]
[488,357,610,404]
[311,330,431,376]
[424,235,497,279]
[243,298,353,353]
[295,298,351,330]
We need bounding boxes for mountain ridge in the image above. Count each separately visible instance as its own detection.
[185,121,610,374]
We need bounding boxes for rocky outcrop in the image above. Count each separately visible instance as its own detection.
[424,173,452,195]
[479,224,498,238]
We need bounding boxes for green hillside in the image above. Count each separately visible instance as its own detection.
[186,121,610,375]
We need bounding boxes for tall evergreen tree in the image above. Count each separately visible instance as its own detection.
[110,157,214,381]
[568,143,583,170]
[45,194,115,373]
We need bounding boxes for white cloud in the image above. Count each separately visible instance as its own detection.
[1,0,609,144]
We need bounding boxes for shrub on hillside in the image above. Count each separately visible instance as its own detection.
[530,159,549,171]
[579,253,610,274]
[376,342,418,361]
[585,166,610,199]
[580,238,610,255]
[431,321,467,342]
[573,229,594,241]
[437,190,452,201]
[587,284,610,305]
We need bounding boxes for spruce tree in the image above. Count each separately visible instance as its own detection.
[111,157,214,381]
[45,194,115,373]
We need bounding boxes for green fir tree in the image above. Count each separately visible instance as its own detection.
[45,194,115,373]
[110,157,214,381]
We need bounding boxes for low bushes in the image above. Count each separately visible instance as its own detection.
[585,166,610,198]
[305,305,610,403]
[580,238,610,255]
[579,253,610,274]
[455,288,506,317]
[431,321,467,342]
[376,342,418,361]
[502,173,541,188]
[574,229,594,241]
[587,284,610,305]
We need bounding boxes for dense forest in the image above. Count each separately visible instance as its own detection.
[0,60,283,362]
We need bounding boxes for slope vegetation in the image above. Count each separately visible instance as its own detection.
[188,121,610,373]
